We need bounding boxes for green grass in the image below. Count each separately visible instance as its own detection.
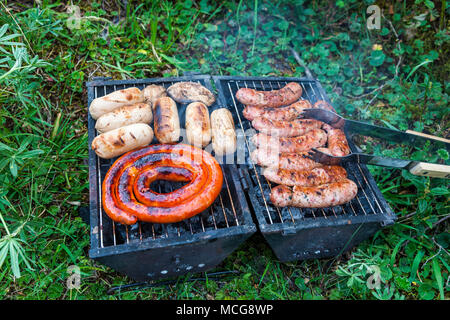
[0,0,448,300]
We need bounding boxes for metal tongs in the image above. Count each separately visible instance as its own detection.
[302,108,450,179]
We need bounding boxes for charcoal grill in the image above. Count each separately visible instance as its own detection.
[87,75,256,282]
[213,76,396,262]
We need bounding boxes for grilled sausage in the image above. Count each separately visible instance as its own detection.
[167,81,215,106]
[251,118,323,137]
[321,123,351,156]
[263,165,347,187]
[243,100,313,121]
[314,100,336,112]
[95,103,152,133]
[143,84,167,109]
[250,129,327,153]
[89,87,144,120]
[211,108,236,156]
[153,96,180,143]
[185,102,211,148]
[270,179,358,208]
[102,144,223,224]
[235,82,302,108]
[250,149,322,171]
[91,123,153,159]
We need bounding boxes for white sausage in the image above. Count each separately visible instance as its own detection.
[89,87,144,120]
[91,123,153,159]
[95,103,152,133]
[185,102,211,148]
[142,85,167,109]
[210,108,236,156]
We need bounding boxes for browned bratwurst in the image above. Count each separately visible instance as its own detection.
[270,179,358,208]
[263,165,347,187]
[251,129,327,153]
[153,96,180,143]
[243,100,313,121]
[250,149,322,171]
[317,123,351,156]
[251,118,323,137]
[314,100,336,112]
[236,82,302,108]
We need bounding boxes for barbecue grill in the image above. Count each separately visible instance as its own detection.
[86,74,396,282]
[213,76,396,261]
[87,75,256,282]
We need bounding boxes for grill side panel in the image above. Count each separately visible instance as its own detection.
[92,230,252,282]
[264,222,382,262]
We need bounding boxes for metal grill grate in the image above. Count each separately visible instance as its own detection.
[213,76,395,227]
[87,76,254,251]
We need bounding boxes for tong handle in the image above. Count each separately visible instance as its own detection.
[405,130,450,144]
[409,162,450,179]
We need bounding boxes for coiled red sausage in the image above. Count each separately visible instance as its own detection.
[102,144,223,225]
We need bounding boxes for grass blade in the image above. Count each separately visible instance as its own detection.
[432,259,444,300]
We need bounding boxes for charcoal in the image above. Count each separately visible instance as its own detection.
[290,208,304,221]
[127,223,141,241]
[187,214,203,233]
[280,207,293,222]
[164,224,179,237]
[177,220,192,235]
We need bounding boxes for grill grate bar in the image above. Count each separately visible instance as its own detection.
[223,171,240,226]
[356,164,384,213]
[218,195,228,228]
[210,206,218,229]
[200,214,206,232]
[96,86,105,248]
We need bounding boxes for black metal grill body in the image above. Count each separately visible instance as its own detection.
[87,75,256,281]
[213,76,396,262]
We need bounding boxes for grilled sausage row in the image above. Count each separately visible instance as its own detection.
[90,83,236,159]
[237,82,356,209]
